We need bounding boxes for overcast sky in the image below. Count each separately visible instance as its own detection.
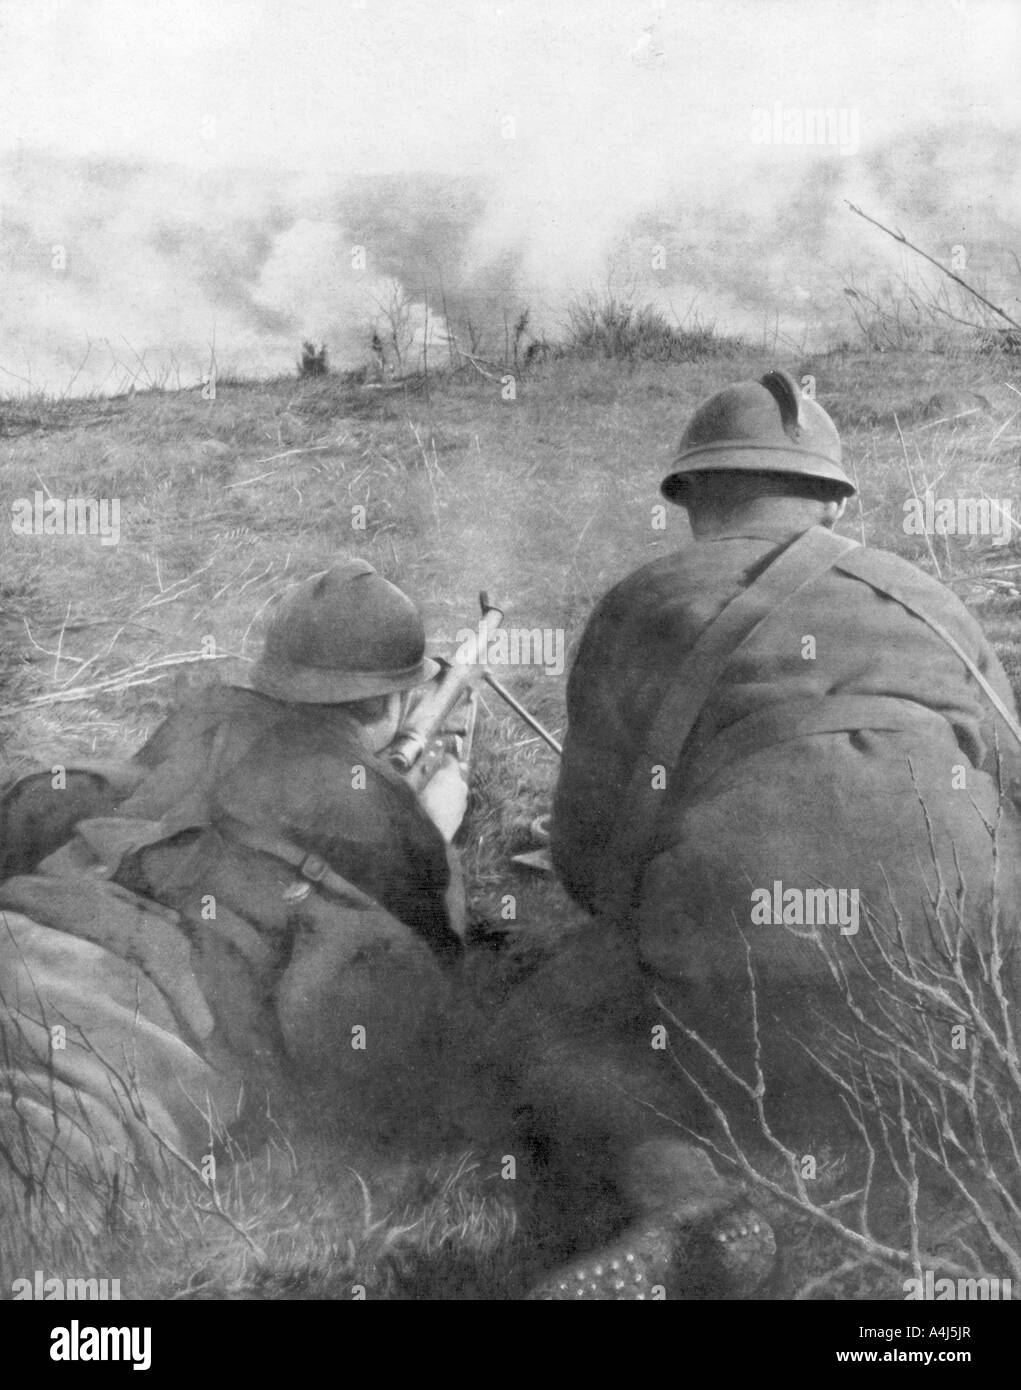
[1,1,1018,390]
[1,0,1017,176]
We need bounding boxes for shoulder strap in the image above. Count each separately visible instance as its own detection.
[624,526,860,805]
[833,550,1021,751]
[606,526,860,917]
[218,814,464,964]
[217,814,382,911]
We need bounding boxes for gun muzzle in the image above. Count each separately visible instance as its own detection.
[388,727,429,774]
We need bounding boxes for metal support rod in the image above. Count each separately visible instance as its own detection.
[481,671,563,756]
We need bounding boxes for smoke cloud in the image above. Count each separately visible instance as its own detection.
[2,7,1018,397]
[2,1,1018,392]
[3,120,1018,396]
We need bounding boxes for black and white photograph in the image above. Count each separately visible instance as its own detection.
[0,0,1019,1352]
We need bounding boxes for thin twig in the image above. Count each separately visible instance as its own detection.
[0,652,238,717]
[223,443,336,489]
[846,202,1021,332]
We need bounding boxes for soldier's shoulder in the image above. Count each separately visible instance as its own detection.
[134,683,276,768]
[183,683,277,718]
[841,543,1002,659]
[211,706,403,847]
[846,542,934,582]
[141,683,275,735]
[845,544,978,622]
[595,548,713,615]
[228,703,403,803]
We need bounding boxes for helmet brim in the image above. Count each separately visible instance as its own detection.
[661,443,856,504]
[249,654,441,704]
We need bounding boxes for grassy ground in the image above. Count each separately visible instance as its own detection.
[2,344,1019,1298]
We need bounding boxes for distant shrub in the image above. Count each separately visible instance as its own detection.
[564,294,740,362]
[299,341,329,378]
[523,337,554,368]
[977,327,1021,356]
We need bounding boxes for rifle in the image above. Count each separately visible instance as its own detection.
[386,591,562,790]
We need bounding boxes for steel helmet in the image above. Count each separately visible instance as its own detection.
[660,368,855,504]
[250,559,439,704]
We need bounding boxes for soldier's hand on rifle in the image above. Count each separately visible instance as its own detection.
[418,751,469,843]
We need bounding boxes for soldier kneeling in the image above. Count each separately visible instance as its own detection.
[496,369,1021,1299]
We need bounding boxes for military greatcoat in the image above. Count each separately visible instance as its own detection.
[552,525,1021,1138]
